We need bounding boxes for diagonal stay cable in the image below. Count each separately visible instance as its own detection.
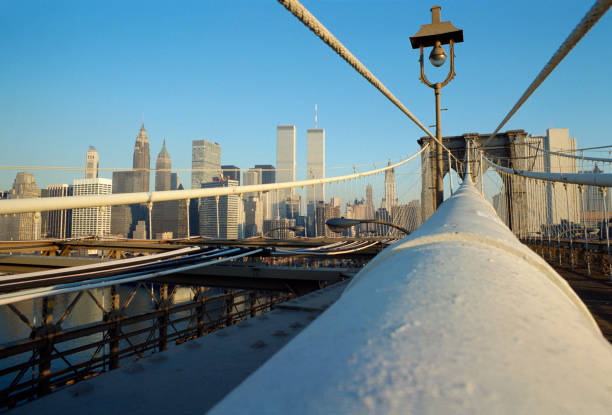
[277,0,461,165]
[483,0,612,147]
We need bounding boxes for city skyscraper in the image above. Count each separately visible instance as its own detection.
[254,164,276,184]
[133,124,151,192]
[110,124,153,237]
[250,165,275,220]
[192,140,221,189]
[152,140,187,238]
[382,160,398,213]
[221,165,241,184]
[85,146,99,179]
[0,172,41,241]
[276,125,296,200]
[243,168,262,187]
[155,139,171,191]
[199,178,240,239]
[42,184,72,239]
[71,178,112,238]
[306,128,325,205]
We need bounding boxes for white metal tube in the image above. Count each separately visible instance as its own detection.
[210,179,612,414]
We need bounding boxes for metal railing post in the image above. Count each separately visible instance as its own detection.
[107,285,120,370]
[36,296,54,397]
[157,285,169,352]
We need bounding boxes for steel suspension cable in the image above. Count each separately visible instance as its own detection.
[277,0,461,165]
[483,0,612,146]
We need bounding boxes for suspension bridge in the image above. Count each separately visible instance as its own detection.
[1,0,612,413]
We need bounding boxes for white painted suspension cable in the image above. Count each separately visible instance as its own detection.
[0,145,428,215]
[0,248,260,306]
[274,241,379,256]
[483,0,612,146]
[276,0,460,165]
[0,246,205,283]
[482,154,612,187]
[521,141,612,163]
[0,248,243,299]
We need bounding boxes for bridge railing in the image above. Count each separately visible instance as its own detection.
[479,150,612,278]
[0,284,290,409]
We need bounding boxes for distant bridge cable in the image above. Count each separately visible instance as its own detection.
[483,0,612,147]
[482,154,612,187]
[276,0,461,165]
[521,141,612,163]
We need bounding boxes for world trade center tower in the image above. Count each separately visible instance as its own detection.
[276,125,296,201]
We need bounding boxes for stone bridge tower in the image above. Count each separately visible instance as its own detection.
[418,130,531,232]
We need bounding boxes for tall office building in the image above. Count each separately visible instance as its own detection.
[0,172,42,241]
[251,165,275,220]
[254,164,276,184]
[111,170,147,237]
[109,125,152,237]
[243,168,262,186]
[243,196,264,237]
[85,146,99,179]
[221,165,241,185]
[199,179,240,239]
[43,184,72,238]
[306,128,325,205]
[133,124,151,192]
[276,125,296,201]
[71,178,112,238]
[192,140,221,189]
[155,139,171,191]
[152,140,187,238]
[382,160,398,213]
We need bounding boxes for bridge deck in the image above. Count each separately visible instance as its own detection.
[553,266,612,342]
[8,280,349,414]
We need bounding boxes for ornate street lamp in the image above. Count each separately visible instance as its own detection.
[410,5,463,210]
[326,217,410,236]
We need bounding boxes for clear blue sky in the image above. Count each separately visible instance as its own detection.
[1,0,610,191]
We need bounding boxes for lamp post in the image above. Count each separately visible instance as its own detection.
[410,5,463,211]
[326,217,410,236]
[263,225,305,238]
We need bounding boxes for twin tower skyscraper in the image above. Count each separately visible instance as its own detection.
[276,124,325,206]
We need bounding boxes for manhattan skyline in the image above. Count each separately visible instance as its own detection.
[1,1,611,191]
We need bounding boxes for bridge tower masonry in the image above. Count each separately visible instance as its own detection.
[418,130,531,232]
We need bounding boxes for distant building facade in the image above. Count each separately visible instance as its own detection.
[110,125,152,237]
[254,164,276,185]
[152,140,187,238]
[306,128,325,205]
[199,179,241,239]
[263,218,296,239]
[155,139,172,191]
[133,124,151,192]
[221,165,241,185]
[71,178,112,238]
[0,172,42,241]
[42,184,73,239]
[276,125,296,202]
[192,140,221,189]
[85,146,99,179]
[382,160,398,213]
